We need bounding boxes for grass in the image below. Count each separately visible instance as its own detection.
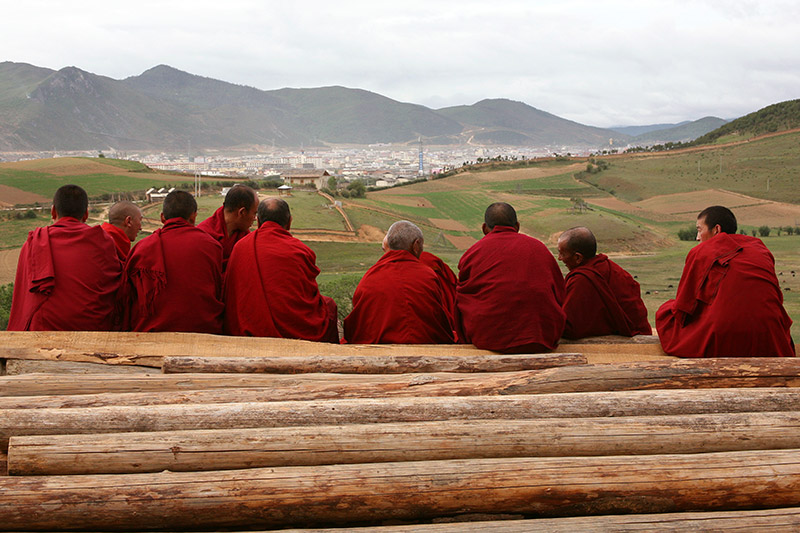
[0,213,46,250]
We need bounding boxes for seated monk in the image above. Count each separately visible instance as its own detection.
[656,205,794,357]
[419,249,458,323]
[197,184,258,272]
[344,221,454,344]
[122,190,224,333]
[456,202,566,353]
[100,200,143,261]
[8,184,122,331]
[224,197,338,342]
[557,226,651,339]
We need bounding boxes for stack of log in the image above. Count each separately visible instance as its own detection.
[1,331,800,531]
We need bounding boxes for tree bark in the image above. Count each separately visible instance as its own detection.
[4,388,800,451]
[160,353,587,374]
[10,412,800,476]
[2,450,800,530]
[275,507,800,532]
[2,359,799,398]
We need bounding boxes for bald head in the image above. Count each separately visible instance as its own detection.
[386,220,424,258]
[108,201,143,241]
[483,202,518,233]
[257,197,292,229]
[557,226,597,271]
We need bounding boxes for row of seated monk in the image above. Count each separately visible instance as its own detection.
[8,184,795,358]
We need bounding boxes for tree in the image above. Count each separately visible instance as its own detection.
[758,225,771,237]
[327,176,338,190]
[784,226,795,236]
[347,180,366,199]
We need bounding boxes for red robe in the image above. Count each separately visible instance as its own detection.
[100,222,131,261]
[563,254,651,339]
[456,226,566,353]
[224,222,338,342]
[123,218,224,334]
[344,249,455,344]
[197,206,250,272]
[419,251,458,320]
[656,233,794,358]
[8,217,122,331]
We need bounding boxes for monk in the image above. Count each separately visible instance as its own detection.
[8,184,122,331]
[122,190,224,333]
[197,184,258,271]
[100,200,142,260]
[344,221,454,344]
[558,226,651,339]
[656,205,794,357]
[456,202,566,353]
[224,197,338,342]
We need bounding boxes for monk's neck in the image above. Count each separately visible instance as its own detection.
[223,211,238,236]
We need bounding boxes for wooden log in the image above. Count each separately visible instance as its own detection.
[0,451,5,476]
[0,330,673,369]
[4,359,152,375]
[161,353,588,374]
[281,507,800,532]
[10,411,800,475]
[4,388,800,451]
[2,450,800,530]
[2,359,799,398]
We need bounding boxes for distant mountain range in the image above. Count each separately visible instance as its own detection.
[0,61,728,151]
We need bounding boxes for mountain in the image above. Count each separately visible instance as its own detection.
[0,61,735,152]
[690,99,800,145]
[436,99,629,147]
[630,117,728,145]
[609,122,690,136]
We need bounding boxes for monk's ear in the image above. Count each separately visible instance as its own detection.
[50,205,57,221]
[514,222,520,232]
[189,212,198,225]
[481,223,490,235]
[80,209,89,223]
[160,213,167,224]
[411,239,423,259]
[285,215,292,231]
[574,252,585,266]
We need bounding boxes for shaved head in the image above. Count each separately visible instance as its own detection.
[224,185,257,212]
[53,184,88,220]
[386,220,424,258]
[258,197,291,228]
[108,201,141,225]
[484,202,517,230]
[559,226,597,259]
[162,190,197,221]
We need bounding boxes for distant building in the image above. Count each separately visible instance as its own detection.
[280,169,330,190]
[146,187,175,202]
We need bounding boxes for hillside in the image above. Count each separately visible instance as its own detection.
[690,99,800,145]
[630,117,728,145]
[436,99,628,147]
[1,62,627,151]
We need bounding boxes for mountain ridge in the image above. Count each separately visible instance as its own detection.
[0,61,735,151]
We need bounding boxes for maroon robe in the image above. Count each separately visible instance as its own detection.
[197,206,250,272]
[224,222,338,342]
[100,222,131,261]
[8,217,122,331]
[656,233,794,358]
[456,226,566,353]
[562,254,651,339]
[123,218,224,334]
[344,249,455,344]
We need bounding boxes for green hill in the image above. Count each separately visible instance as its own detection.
[631,117,728,145]
[690,99,800,145]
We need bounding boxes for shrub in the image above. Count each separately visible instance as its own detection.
[318,274,363,323]
[758,225,771,237]
[0,283,13,331]
[677,227,696,241]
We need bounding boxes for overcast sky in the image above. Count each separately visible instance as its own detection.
[3,0,798,127]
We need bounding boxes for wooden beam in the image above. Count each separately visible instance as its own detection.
[2,450,800,530]
[160,353,587,374]
[4,388,800,451]
[10,412,800,475]
[2,359,799,398]
[276,507,800,532]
